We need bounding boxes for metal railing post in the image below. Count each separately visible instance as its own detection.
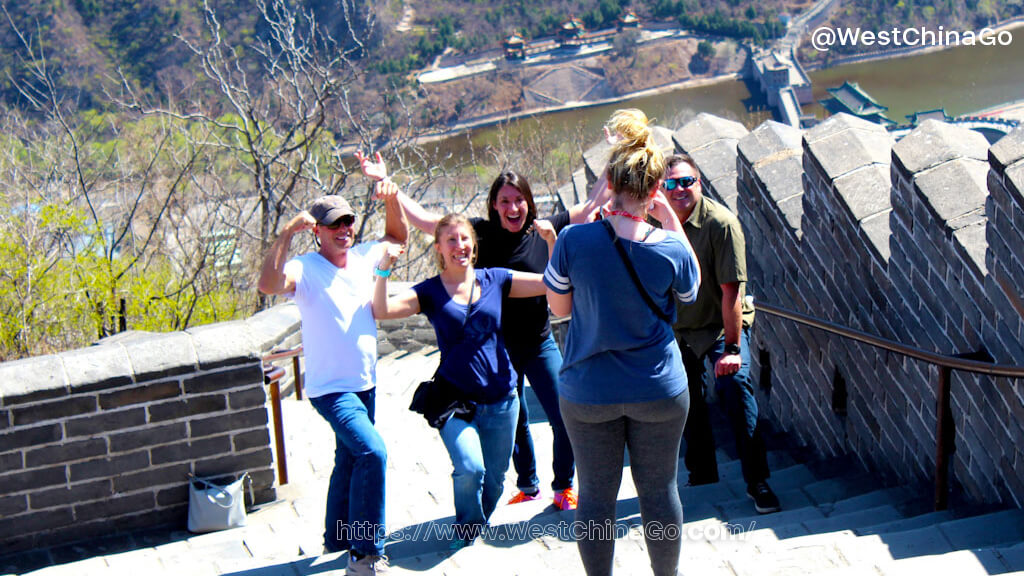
[292,354,303,400]
[935,365,953,511]
[263,365,289,485]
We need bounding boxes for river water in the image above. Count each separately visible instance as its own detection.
[426,36,1024,161]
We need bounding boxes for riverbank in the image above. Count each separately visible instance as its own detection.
[399,16,1024,150]
[412,71,744,145]
[414,72,744,144]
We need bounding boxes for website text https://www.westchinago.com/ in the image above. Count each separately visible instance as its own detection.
[810,25,1013,52]
[337,519,759,544]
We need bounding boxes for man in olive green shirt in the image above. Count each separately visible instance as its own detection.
[664,153,780,514]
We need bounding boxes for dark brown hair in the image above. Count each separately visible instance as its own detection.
[486,171,537,228]
[666,153,700,176]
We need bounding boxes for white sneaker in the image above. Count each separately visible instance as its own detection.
[347,553,390,575]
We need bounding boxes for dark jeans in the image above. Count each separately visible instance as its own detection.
[309,389,387,556]
[509,335,575,492]
[560,392,689,576]
[679,327,769,487]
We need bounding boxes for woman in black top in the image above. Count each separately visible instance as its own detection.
[358,151,606,510]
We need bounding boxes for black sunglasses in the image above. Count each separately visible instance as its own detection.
[662,176,698,191]
[322,215,356,230]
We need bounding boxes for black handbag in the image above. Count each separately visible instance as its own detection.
[409,372,477,429]
[408,278,478,429]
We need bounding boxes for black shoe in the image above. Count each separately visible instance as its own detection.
[746,481,781,514]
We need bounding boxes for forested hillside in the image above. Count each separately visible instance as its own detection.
[0,0,378,108]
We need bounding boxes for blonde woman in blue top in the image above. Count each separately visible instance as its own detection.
[372,213,549,547]
[544,109,701,576]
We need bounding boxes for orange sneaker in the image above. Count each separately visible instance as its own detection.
[553,487,578,511]
[507,490,541,505]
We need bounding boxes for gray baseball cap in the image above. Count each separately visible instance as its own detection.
[309,195,355,225]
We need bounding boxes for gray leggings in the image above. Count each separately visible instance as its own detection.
[560,392,689,576]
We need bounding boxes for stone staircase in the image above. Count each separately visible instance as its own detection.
[9,349,1024,575]
[381,447,1024,576]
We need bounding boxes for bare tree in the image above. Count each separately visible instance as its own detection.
[0,5,217,343]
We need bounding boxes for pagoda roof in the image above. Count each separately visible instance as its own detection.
[906,108,952,125]
[825,81,888,115]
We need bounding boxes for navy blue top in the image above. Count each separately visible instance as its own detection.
[544,222,700,404]
[414,268,517,404]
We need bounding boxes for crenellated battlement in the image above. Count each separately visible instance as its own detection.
[651,112,1024,506]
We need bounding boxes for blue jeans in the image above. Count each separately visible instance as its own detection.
[509,335,576,492]
[309,389,387,556]
[679,328,769,486]
[439,390,518,531]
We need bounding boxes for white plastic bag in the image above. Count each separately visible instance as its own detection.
[187,473,250,533]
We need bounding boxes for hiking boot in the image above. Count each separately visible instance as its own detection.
[506,490,541,505]
[746,481,781,514]
[347,553,390,575]
[553,487,578,511]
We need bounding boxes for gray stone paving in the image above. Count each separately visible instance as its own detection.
[10,347,1024,576]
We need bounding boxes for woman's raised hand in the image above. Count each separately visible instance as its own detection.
[356,150,388,182]
[378,242,405,271]
[531,218,557,244]
[374,178,400,201]
[603,125,620,146]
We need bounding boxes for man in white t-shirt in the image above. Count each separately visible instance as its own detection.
[258,185,406,575]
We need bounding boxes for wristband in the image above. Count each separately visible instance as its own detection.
[374,267,392,278]
[724,343,741,356]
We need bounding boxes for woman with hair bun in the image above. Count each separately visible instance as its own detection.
[544,109,701,576]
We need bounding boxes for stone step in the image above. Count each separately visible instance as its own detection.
[780,507,1024,572]
[727,539,853,576]
[724,463,817,497]
[996,541,1024,573]
[824,486,915,517]
[801,472,881,507]
[715,487,815,521]
[712,450,799,482]
[692,505,1024,576]
[876,548,1006,576]
[856,510,956,535]
[715,504,828,540]
[803,504,904,534]
[937,508,1024,550]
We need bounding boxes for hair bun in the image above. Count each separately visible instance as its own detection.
[608,108,652,152]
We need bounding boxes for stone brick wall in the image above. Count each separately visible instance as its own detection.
[666,112,1024,506]
[376,283,438,355]
[0,304,302,554]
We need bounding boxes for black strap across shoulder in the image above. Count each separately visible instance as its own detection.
[601,219,673,324]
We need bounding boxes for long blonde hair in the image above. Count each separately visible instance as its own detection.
[605,109,666,203]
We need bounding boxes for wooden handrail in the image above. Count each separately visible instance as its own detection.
[262,345,304,400]
[261,346,305,486]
